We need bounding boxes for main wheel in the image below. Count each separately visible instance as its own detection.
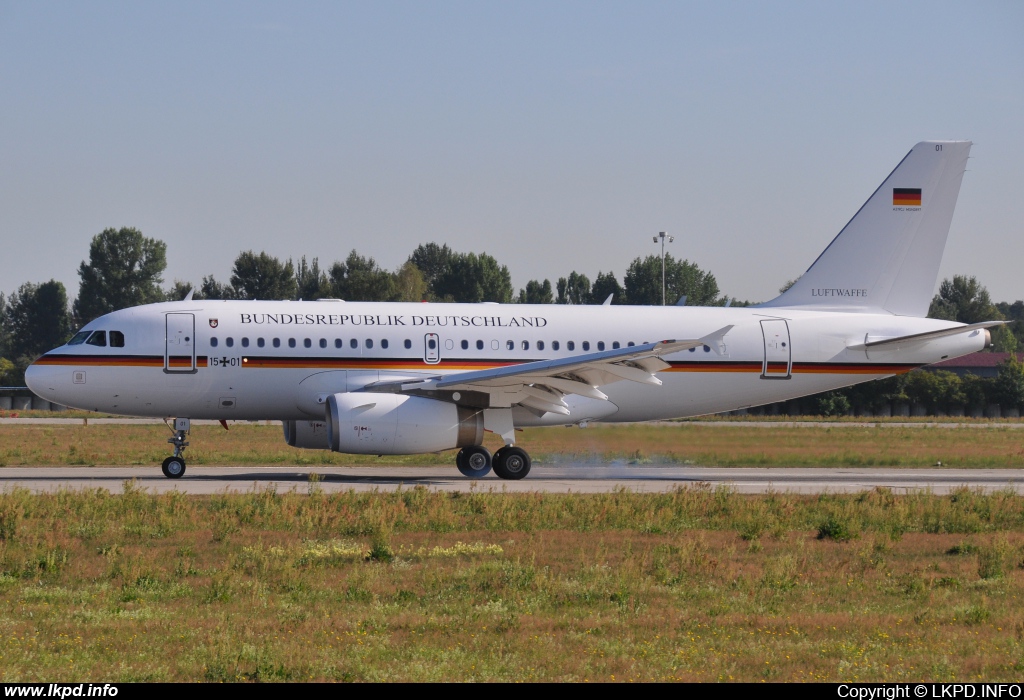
[161,456,186,479]
[493,446,530,480]
[456,446,492,478]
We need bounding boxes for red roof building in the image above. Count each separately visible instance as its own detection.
[927,352,1023,378]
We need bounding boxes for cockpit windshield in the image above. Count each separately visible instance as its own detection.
[85,331,107,347]
[66,331,91,346]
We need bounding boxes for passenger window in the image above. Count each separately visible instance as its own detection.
[86,331,107,347]
[225,337,234,348]
[476,340,484,350]
[211,337,219,348]
[350,339,357,349]
[461,340,469,350]
[67,331,91,346]
[241,337,249,348]
[304,338,311,348]
[335,339,342,349]
[319,338,327,348]
[552,341,560,351]
[567,341,575,351]
[110,331,125,348]
[365,339,373,349]
[404,339,412,349]
[273,338,280,348]
[506,340,514,350]
[597,341,604,351]
[381,339,389,349]
[288,338,296,348]
[491,340,499,350]
[613,341,620,349]
[689,347,696,353]
[523,340,530,350]
[537,340,545,351]
[582,341,590,351]
[704,345,711,353]
[627,342,635,347]
[257,338,265,348]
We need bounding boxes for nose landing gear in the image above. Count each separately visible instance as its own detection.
[162,418,190,479]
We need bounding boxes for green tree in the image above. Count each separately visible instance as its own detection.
[408,243,455,299]
[623,254,720,306]
[295,256,332,300]
[165,280,196,301]
[5,281,73,360]
[434,252,513,303]
[392,262,429,302]
[590,271,623,305]
[994,355,1024,410]
[200,275,234,300]
[517,279,555,304]
[0,357,15,385]
[230,251,297,300]
[928,275,1000,324]
[0,292,9,360]
[74,227,167,324]
[329,251,395,301]
[556,272,591,305]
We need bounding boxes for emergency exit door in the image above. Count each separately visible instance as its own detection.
[165,313,196,373]
[424,333,440,364]
[760,319,791,379]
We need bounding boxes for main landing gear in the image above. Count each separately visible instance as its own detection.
[162,418,190,479]
[454,445,531,480]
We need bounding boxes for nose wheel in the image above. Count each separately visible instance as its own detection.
[162,456,186,479]
[162,418,190,479]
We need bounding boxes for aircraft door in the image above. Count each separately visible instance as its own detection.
[165,313,196,373]
[760,319,791,379]
[424,333,440,364]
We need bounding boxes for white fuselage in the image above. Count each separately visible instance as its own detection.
[26,300,986,425]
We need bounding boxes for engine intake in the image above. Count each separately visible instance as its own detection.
[326,393,483,455]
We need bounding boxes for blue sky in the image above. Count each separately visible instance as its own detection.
[2,1,1022,303]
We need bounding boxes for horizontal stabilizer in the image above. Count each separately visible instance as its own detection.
[849,321,1005,350]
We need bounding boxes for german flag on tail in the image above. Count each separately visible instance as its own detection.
[893,188,922,206]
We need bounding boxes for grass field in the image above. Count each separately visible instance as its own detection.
[4,486,1024,681]
[3,421,1024,468]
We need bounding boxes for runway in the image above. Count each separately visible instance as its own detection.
[3,465,1024,494]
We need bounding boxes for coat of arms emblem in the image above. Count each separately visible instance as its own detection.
[209,319,219,328]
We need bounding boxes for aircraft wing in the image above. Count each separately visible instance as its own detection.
[364,325,734,416]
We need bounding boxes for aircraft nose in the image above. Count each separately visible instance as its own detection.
[24,360,59,402]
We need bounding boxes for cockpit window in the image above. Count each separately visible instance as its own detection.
[110,331,125,348]
[67,331,90,346]
[85,331,107,347]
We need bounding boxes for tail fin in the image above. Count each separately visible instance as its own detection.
[760,140,971,316]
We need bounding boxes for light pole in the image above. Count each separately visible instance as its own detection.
[652,231,674,305]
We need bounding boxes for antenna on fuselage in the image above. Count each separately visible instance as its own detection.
[675,295,687,306]
[183,288,194,302]
[602,294,614,306]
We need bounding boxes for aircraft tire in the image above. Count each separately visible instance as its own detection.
[161,456,186,479]
[456,446,492,478]
[493,446,530,480]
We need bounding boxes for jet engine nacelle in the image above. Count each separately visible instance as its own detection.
[326,393,484,455]
[283,420,331,450]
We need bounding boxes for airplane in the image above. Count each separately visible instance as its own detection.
[26,140,1001,481]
